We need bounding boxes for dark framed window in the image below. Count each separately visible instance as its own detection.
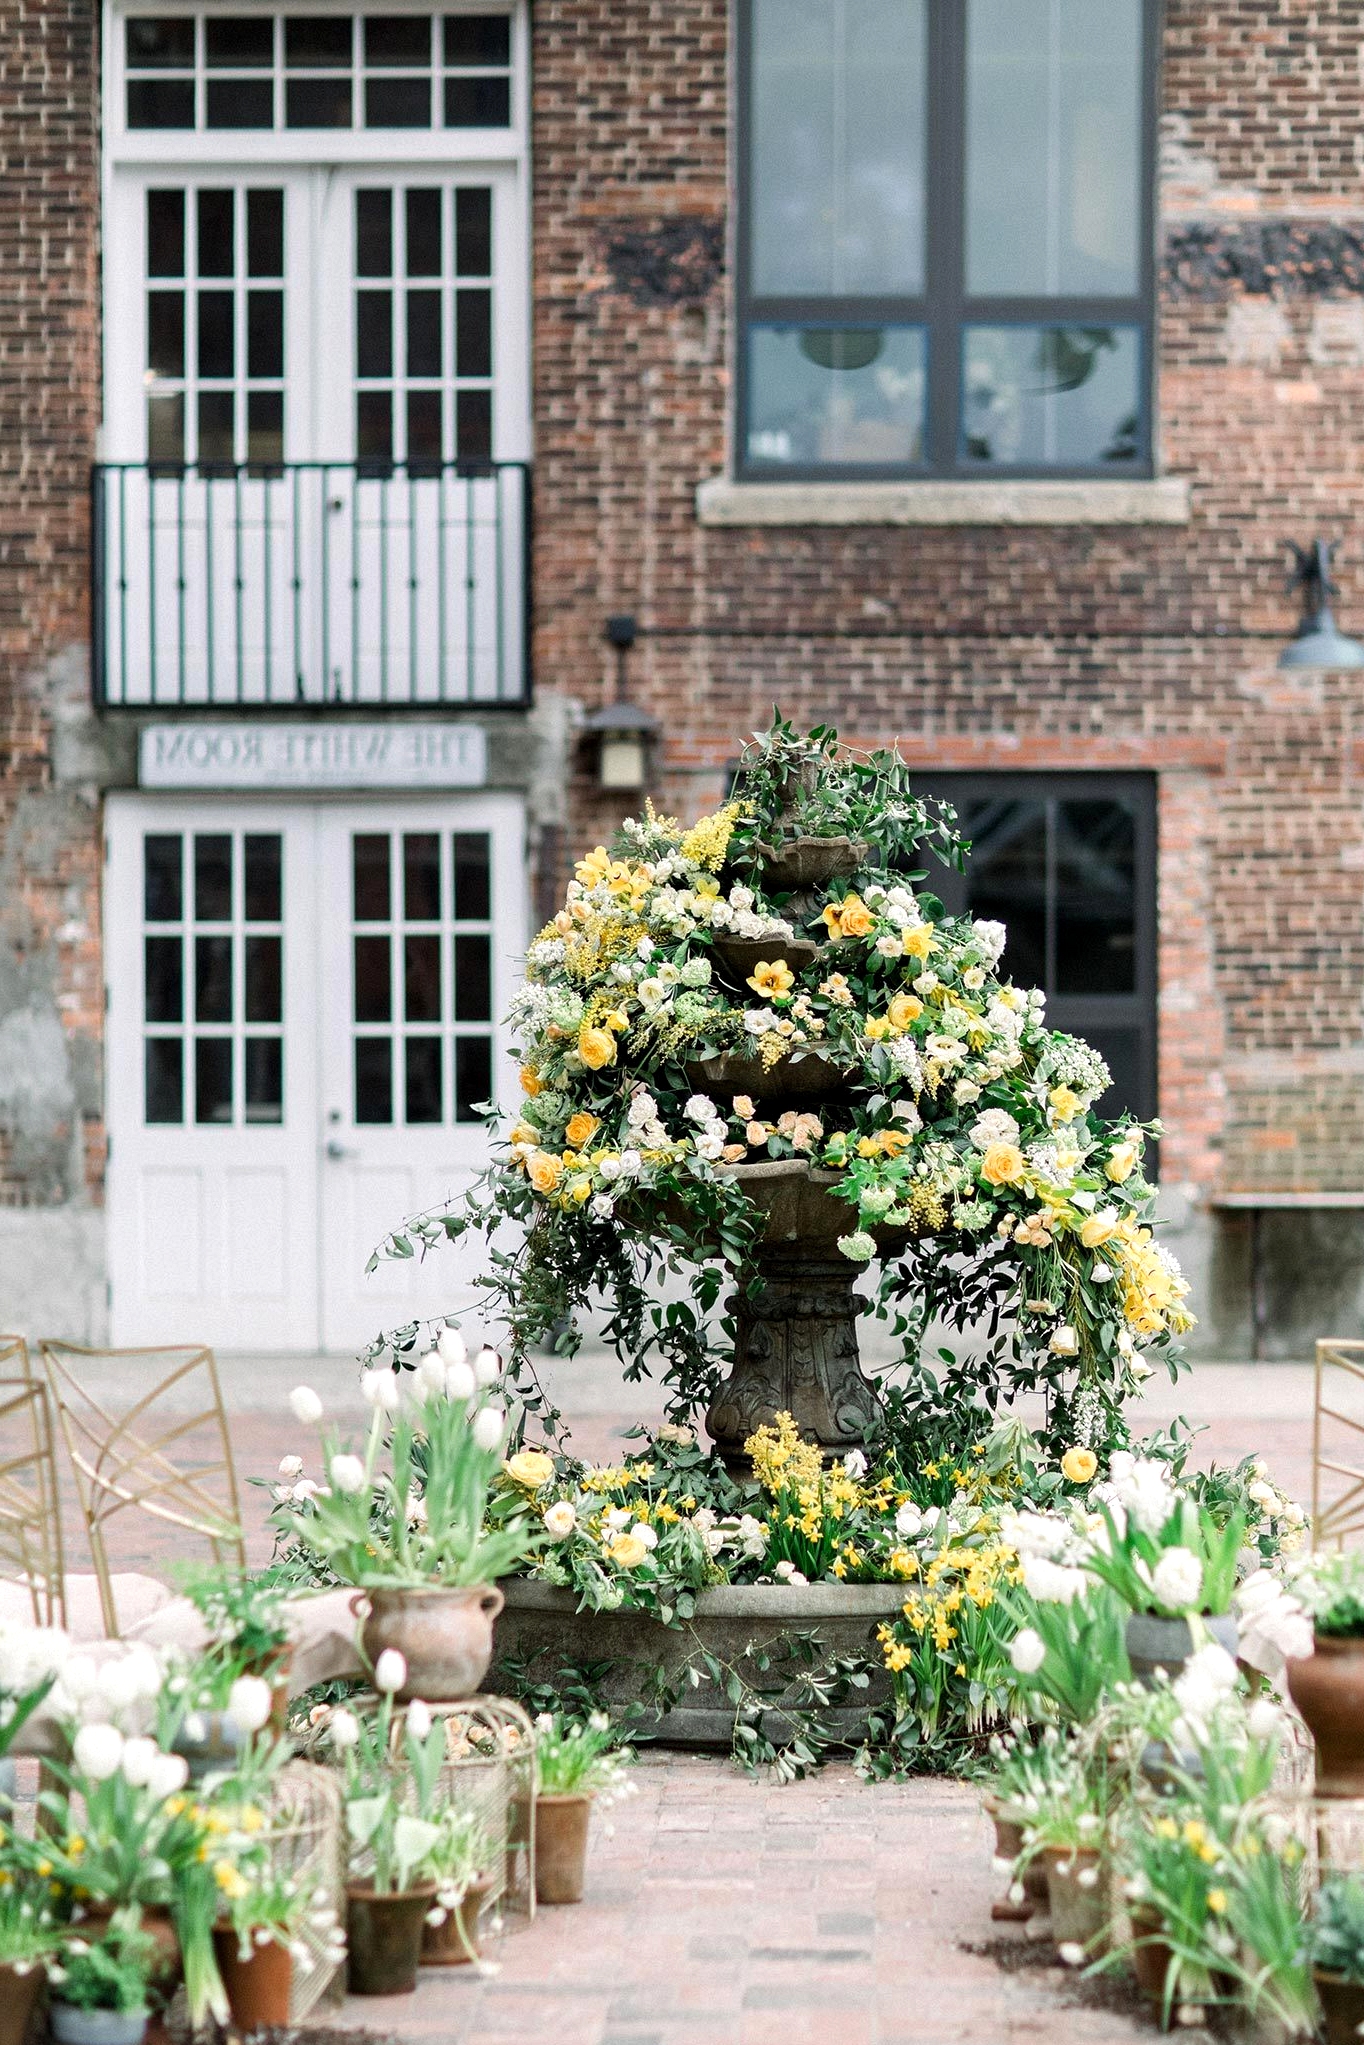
[736,0,1157,479]
[912,773,1157,1127]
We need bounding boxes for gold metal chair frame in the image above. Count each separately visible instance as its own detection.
[39,1339,245,1635]
[1312,1338,1364,1549]
[0,1335,66,1626]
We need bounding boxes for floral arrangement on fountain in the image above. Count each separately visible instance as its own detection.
[383,717,1189,1460]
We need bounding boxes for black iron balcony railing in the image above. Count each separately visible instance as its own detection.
[93,459,529,709]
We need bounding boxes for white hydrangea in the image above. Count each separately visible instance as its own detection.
[969,1108,1020,1152]
[972,918,1007,964]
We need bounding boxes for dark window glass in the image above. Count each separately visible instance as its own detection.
[354,935,392,1022]
[747,324,926,469]
[444,13,510,64]
[197,290,235,378]
[452,832,490,919]
[194,834,232,919]
[455,288,491,377]
[366,74,431,124]
[356,290,393,377]
[357,189,392,275]
[246,390,284,467]
[197,390,236,465]
[285,75,353,124]
[195,1037,234,1123]
[245,1037,283,1121]
[245,934,282,1021]
[406,390,442,466]
[403,832,441,918]
[357,389,393,463]
[406,290,442,376]
[196,189,235,275]
[285,14,352,64]
[352,833,390,919]
[147,393,185,465]
[444,74,509,125]
[206,16,273,65]
[454,932,491,1020]
[405,934,442,1021]
[454,1035,491,1121]
[147,190,186,276]
[145,1038,184,1124]
[1054,800,1136,994]
[195,934,233,1023]
[244,833,282,919]
[962,325,1142,468]
[355,1037,393,1123]
[127,78,196,126]
[957,798,1047,986]
[127,16,195,66]
[247,189,285,275]
[147,292,185,378]
[247,290,284,377]
[206,76,274,125]
[456,388,491,465]
[144,936,183,1023]
[405,1037,443,1122]
[406,188,442,275]
[455,187,491,275]
[366,14,431,63]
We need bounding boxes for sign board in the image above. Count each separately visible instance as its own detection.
[139,721,488,791]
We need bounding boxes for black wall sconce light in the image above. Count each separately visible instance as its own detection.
[582,613,660,791]
[1279,538,1364,669]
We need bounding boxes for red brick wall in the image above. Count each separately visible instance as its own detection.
[529,0,1364,1198]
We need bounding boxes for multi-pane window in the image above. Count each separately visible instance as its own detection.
[145,186,285,467]
[738,0,1154,478]
[123,13,513,130]
[354,186,494,467]
[350,829,494,1125]
[143,831,285,1125]
[913,775,1157,1125]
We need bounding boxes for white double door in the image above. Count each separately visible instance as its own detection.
[105,792,525,1352]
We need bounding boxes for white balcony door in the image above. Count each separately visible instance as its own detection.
[105,793,525,1352]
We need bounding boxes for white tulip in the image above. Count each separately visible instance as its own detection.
[118,1736,158,1787]
[329,1453,366,1495]
[360,1369,401,1414]
[437,1326,467,1368]
[471,1406,504,1452]
[473,1347,501,1388]
[124,1645,163,1701]
[290,1385,323,1425]
[278,1455,304,1480]
[406,1699,433,1741]
[373,1649,407,1695]
[328,1707,360,1751]
[1009,1628,1047,1675]
[415,1350,447,1395]
[73,1722,125,1782]
[60,1653,99,1702]
[147,1751,189,1799]
[227,1674,274,1734]
[96,1658,141,1714]
[444,1360,475,1401]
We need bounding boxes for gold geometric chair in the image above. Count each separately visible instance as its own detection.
[38,1340,245,1637]
[0,1335,67,1626]
[1311,1338,1364,1550]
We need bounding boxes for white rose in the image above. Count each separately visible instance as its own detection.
[543,1502,577,1540]
[278,1454,304,1480]
[842,1450,868,1479]
[632,1524,659,1551]
[373,1650,407,1695]
[329,1454,366,1495]
[471,1406,505,1452]
[73,1722,125,1782]
[895,1504,922,1538]
[437,1326,468,1367]
[1048,1325,1079,1357]
[289,1386,323,1425]
[291,1479,321,1503]
[1151,1546,1203,1614]
[227,1675,274,1734]
[1009,1628,1046,1675]
[360,1369,401,1414]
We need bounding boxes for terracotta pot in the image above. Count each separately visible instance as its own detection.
[982,1798,1047,1902]
[357,1585,504,1702]
[78,1906,180,1991]
[1315,1968,1364,2045]
[0,1960,44,2045]
[1041,1846,1107,1951]
[345,1883,436,1997]
[534,1793,592,1905]
[211,1927,292,2028]
[420,1875,495,1966]
[1128,1907,1176,2009]
[1125,1611,1238,1688]
[1287,1635,1364,1797]
[48,2011,148,2045]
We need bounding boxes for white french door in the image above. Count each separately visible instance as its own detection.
[105,793,525,1351]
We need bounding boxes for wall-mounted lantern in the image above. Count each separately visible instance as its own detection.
[1279,538,1364,669]
[582,614,659,791]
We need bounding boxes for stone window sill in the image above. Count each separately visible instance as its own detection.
[694,475,1191,527]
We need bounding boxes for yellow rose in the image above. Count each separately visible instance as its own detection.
[856,1136,881,1158]
[1106,1141,1141,1183]
[1048,1084,1081,1122]
[565,1111,600,1148]
[527,1152,563,1194]
[733,1094,755,1119]
[607,1532,649,1569]
[840,899,874,938]
[520,1066,542,1097]
[568,1175,594,1204]
[980,1141,1026,1187]
[1079,1213,1118,1248]
[1061,1447,1098,1485]
[506,1450,556,1491]
[864,1015,890,1041]
[747,959,795,999]
[605,1009,630,1032]
[887,993,924,1030]
[902,923,936,960]
[578,1027,617,1071]
[877,1128,911,1158]
[509,1119,539,1147]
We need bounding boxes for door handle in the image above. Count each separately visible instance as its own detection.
[326,1139,358,1161]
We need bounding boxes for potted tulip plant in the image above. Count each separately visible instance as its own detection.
[1285,1550,1364,1796]
[532,1711,634,1906]
[0,1879,60,2045]
[420,1809,495,1967]
[171,1568,294,1774]
[276,1334,534,1701]
[325,1660,447,1996]
[211,1862,345,2030]
[46,1914,157,2045]
[1083,1455,1243,1682]
[1311,1873,1364,2045]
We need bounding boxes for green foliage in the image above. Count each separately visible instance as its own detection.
[1084,1495,1245,1617]
[1293,1549,1364,1637]
[1003,1582,1131,1726]
[533,1710,633,1798]
[725,711,964,870]
[51,1912,155,2014]
[1313,1874,1364,1982]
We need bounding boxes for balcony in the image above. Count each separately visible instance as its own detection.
[93,460,529,709]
